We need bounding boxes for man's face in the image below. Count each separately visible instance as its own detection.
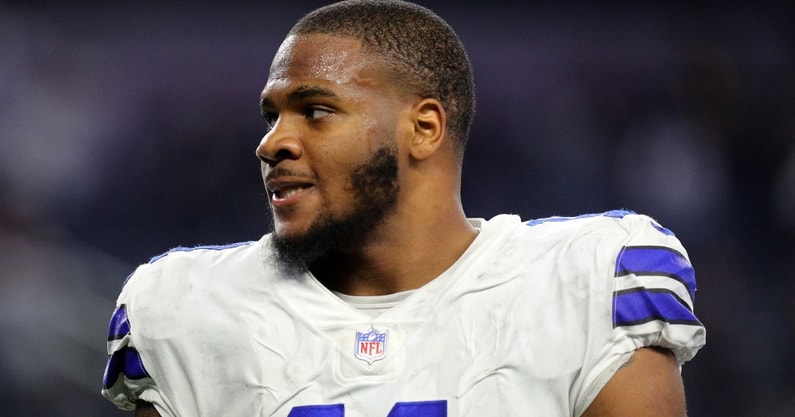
[257,34,412,266]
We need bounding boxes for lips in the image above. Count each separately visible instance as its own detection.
[271,184,312,201]
[265,168,316,204]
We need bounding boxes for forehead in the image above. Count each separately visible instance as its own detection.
[263,34,383,98]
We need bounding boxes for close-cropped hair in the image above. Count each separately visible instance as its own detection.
[289,0,476,159]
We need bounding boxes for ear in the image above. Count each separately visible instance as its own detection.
[409,98,446,161]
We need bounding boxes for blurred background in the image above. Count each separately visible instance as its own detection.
[1,1,793,416]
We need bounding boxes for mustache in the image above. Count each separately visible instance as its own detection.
[264,167,313,183]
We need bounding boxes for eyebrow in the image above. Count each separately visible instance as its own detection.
[260,85,339,109]
[290,85,338,100]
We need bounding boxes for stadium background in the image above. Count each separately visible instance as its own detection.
[1,1,793,416]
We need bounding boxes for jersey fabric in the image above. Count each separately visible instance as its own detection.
[101,211,705,417]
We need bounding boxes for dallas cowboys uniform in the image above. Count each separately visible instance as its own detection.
[102,210,705,417]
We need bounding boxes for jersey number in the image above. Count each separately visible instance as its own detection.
[288,400,446,417]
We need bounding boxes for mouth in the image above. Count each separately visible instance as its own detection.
[270,184,312,201]
[266,173,316,204]
[264,166,317,205]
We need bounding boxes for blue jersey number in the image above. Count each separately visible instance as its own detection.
[288,400,446,417]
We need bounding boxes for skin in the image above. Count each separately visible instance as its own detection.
[257,33,477,295]
[582,347,688,417]
[133,33,688,417]
[134,402,158,417]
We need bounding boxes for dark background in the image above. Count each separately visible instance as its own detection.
[1,1,793,416]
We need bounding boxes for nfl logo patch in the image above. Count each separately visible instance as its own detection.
[354,326,388,364]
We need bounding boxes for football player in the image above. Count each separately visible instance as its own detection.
[102,1,705,416]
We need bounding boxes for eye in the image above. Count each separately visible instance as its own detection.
[305,106,333,120]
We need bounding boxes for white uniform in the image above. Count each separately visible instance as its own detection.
[102,211,705,417]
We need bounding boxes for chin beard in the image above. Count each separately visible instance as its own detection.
[270,146,399,270]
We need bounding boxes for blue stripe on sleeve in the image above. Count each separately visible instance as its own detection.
[123,348,149,379]
[103,349,123,388]
[615,246,696,301]
[107,305,130,341]
[613,288,702,327]
[102,347,150,388]
[102,304,150,389]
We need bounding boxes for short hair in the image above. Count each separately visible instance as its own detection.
[288,0,476,159]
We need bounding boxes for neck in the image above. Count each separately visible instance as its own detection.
[310,200,477,296]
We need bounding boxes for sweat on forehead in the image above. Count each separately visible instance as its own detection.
[268,34,370,81]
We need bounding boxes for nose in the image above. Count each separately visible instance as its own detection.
[255,120,303,166]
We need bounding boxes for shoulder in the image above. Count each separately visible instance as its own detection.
[466,210,654,299]
[483,210,682,259]
[523,209,675,240]
[525,211,705,361]
[146,240,259,264]
[118,237,267,309]
[475,210,697,331]
[137,238,262,275]
[102,238,270,412]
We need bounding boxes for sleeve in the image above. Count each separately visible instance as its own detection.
[608,214,705,364]
[573,213,706,415]
[100,270,167,412]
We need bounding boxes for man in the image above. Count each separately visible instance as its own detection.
[102,1,705,416]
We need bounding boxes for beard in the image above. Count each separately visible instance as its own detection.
[270,145,399,270]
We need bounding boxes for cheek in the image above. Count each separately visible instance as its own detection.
[311,151,361,200]
[313,126,372,170]
[360,117,383,152]
[314,145,366,178]
[312,115,398,191]
[359,103,403,150]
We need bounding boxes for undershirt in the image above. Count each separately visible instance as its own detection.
[333,290,416,320]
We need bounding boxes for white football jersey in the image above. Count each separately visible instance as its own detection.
[102,211,705,417]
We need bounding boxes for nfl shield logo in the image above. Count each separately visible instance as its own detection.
[354,326,388,364]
